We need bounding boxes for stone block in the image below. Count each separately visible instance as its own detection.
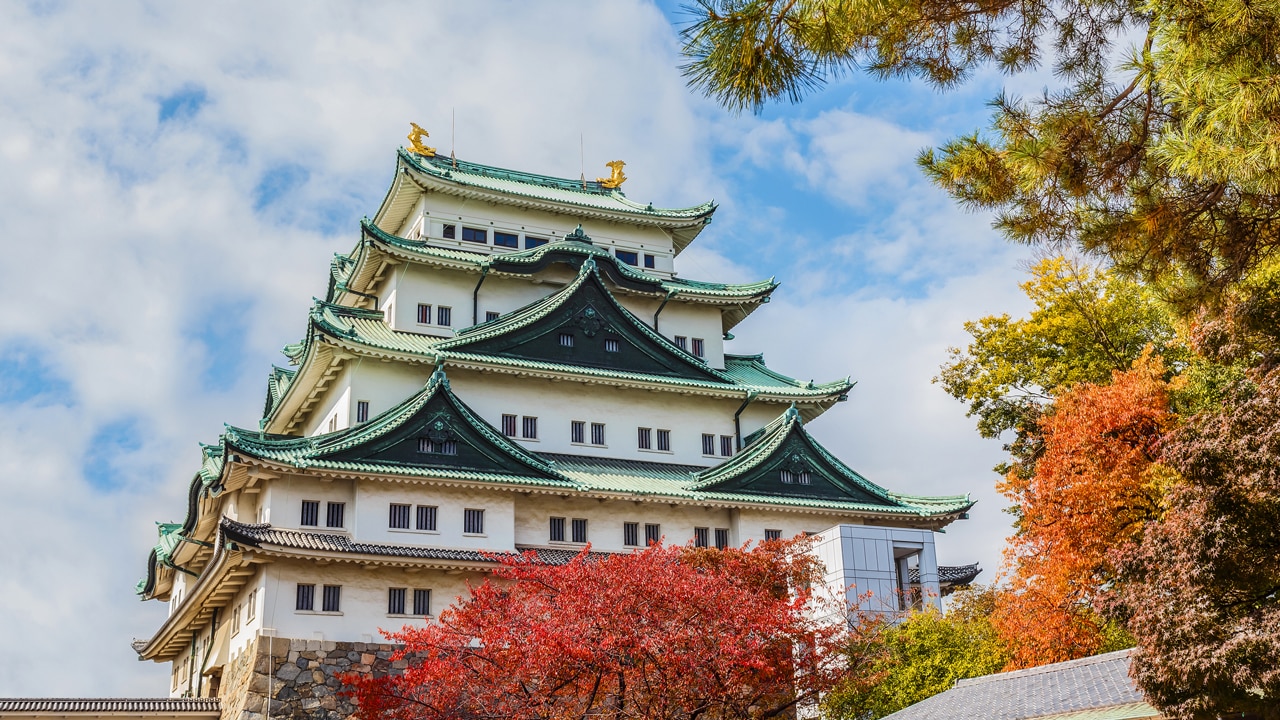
[392,659,408,670]
[276,663,302,682]
[248,672,270,694]
[312,670,325,684]
[302,698,321,710]
[360,653,375,665]
[290,639,307,652]
[306,640,322,652]
[321,695,337,710]
[322,641,337,652]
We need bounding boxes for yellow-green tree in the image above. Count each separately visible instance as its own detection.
[825,587,1010,719]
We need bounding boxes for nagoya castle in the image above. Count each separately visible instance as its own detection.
[128,128,977,720]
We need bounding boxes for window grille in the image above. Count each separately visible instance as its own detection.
[591,423,606,445]
[720,435,734,457]
[295,584,315,611]
[623,522,639,546]
[645,523,661,546]
[674,336,688,350]
[356,401,369,423]
[694,527,709,548]
[464,508,485,534]
[388,588,406,615]
[300,500,319,527]
[572,518,588,543]
[715,528,729,550]
[702,434,715,455]
[417,304,432,324]
[322,585,341,612]
[549,517,565,542]
[571,421,585,444]
[437,306,452,326]
[325,502,345,528]
[692,338,705,357]
[764,529,782,541]
[637,427,652,449]
[486,311,500,322]
[559,332,574,347]
[522,416,538,439]
[416,505,437,531]
[502,414,518,437]
[780,470,811,484]
[389,503,410,529]
[413,589,431,616]
[656,429,671,452]
[604,338,620,353]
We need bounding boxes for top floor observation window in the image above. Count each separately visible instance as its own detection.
[461,226,487,244]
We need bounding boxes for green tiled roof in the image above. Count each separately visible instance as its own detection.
[334,219,777,305]
[229,369,572,486]
[262,366,296,419]
[401,150,716,222]
[285,260,849,407]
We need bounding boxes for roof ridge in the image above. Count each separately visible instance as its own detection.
[954,649,1134,688]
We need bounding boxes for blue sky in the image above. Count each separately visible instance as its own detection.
[0,0,1065,695]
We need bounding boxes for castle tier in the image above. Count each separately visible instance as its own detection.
[133,145,977,714]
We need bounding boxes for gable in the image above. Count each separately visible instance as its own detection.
[449,271,723,381]
[320,389,557,480]
[699,427,898,505]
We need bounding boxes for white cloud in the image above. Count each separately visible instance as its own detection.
[0,0,1033,695]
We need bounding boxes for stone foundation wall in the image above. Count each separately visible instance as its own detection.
[217,635,403,720]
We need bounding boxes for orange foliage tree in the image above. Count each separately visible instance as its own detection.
[344,540,855,720]
[993,353,1176,668]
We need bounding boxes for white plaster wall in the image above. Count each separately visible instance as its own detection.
[513,494,735,551]
[732,508,856,545]
[379,263,476,336]
[260,474,356,531]
[400,191,679,274]
[354,481,516,552]
[450,371,742,465]
[257,560,485,642]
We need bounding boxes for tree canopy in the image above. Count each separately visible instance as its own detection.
[344,541,853,720]
[681,0,1280,305]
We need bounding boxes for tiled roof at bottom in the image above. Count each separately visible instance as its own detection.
[882,650,1148,720]
[0,698,221,713]
[223,519,590,566]
[910,562,982,586]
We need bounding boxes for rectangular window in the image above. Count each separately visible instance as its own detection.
[417,303,432,324]
[780,470,812,484]
[571,420,585,444]
[522,416,538,439]
[591,422,606,446]
[300,500,319,527]
[549,516,565,542]
[416,505,437,531]
[559,332,575,347]
[572,518,588,543]
[644,254,656,269]
[389,503,410,529]
[525,236,548,249]
[356,400,369,423]
[460,226,487,244]
[702,433,716,455]
[437,306,452,327]
[413,588,431,616]
[764,529,782,541]
[322,585,341,613]
[692,338,705,358]
[604,338,620,353]
[715,528,730,550]
[637,427,652,450]
[674,336,688,351]
[623,522,639,547]
[326,502,345,528]
[246,590,256,621]
[645,523,661,546]
[486,311,501,322]
[502,414,518,437]
[232,605,241,633]
[464,508,485,535]
[328,415,337,433]
[494,231,519,248]
[720,435,734,457]
[388,588,406,615]
[418,437,457,454]
[615,250,638,266]
[694,527,709,548]
[657,429,671,452]
[295,584,315,611]
[442,223,456,239]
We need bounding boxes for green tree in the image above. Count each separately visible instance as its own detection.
[936,256,1180,446]
[824,587,1010,719]
[681,0,1280,305]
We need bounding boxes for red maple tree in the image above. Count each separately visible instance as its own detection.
[993,353,1174,668]
[345,540,852,720]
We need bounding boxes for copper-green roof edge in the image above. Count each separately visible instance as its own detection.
[400,149,717,222]
[347,219,777,302]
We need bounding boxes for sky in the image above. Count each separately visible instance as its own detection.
[0,0,1054,695]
